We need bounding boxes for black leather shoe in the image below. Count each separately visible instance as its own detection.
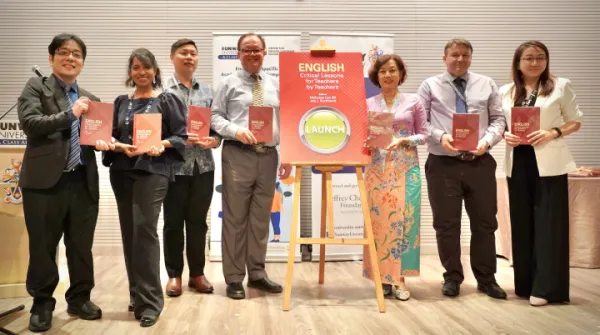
[227,282,245,299]
[478,281,507,299]
[29,309,52,333]
[248,278,283,293]
[442,280,460,297]
[140,315,159,327]
[67,300,102,320]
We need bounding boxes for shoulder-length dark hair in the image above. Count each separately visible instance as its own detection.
[367,54,407,88]
[125,48,162,89]
[511,41,555,104]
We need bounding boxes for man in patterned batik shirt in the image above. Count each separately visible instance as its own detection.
[163,39,220,297]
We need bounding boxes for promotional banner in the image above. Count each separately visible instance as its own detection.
[209,32,301,262]
[279,52,369,164]
[308,33,394,260]
[0,121,28,294]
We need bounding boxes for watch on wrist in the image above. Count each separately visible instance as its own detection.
[552,127,563,138]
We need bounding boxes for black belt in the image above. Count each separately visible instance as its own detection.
[449,152,482,162]
[63,164,85,173]
[225,140,276,154]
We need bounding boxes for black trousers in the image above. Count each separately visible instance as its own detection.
[507,145,570,302]
[425,153,498,284]
[22,167,98,312]
[110,170,168,317]
[163,170,214,278]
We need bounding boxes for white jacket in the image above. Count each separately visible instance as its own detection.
[500,77,583,177]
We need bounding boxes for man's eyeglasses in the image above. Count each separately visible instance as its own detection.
[240,49,264,55]
[521,56,547,63]
[56,48,83,59]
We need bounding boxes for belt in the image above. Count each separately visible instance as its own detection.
[63,164,85,173]
[225,140,276,154]
[450,152,481,162]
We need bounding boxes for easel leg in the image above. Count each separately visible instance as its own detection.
[282,166,303,311]
[356,166,386,313]
[319,171,328,284]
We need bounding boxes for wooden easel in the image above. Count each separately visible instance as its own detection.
[281,42,386,313]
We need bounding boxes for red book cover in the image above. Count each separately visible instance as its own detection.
[80,101,113,146]
[133,114,162,153]
[187,106,211,138]
[249,106,273,143]
[368,111,394,149]
[452,114,480,151]
[511,107,540,144]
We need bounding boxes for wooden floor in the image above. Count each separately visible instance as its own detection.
[1,254,599,335]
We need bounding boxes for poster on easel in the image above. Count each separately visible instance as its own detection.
[305,33,394,260]
[279,50,386,312]
[209,32,302,262]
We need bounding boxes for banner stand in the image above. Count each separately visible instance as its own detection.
[281,43,385,313]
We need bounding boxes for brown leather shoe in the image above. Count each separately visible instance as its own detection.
[165,278,182,297]
[188,275,214,294]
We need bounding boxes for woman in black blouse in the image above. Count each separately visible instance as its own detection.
[103,48,186,327]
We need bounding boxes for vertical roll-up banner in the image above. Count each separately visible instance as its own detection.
[210,32,302,262]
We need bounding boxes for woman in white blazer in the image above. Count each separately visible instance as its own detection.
[500,41,582,307]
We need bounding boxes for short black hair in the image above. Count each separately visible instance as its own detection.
[237,33,266,51]
[170,39,197,54]
[48,33,87,60]
[125,48,162,89]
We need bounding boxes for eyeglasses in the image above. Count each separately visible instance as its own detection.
[240,49,264,55]
[521,56,547,63]
[56,48,83,59]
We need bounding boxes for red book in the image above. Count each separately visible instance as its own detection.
[80,101,113,146]
[452,114,480,151]
[249,106,273,143]
[187,106,211,138]
[367,111,394,149]
[133,114,162,153]
[511,107,540,144]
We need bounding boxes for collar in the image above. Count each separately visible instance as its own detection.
[53,74,78,94]
[170,73,199,89]
[243,69,263,80]
[445,71,470,83]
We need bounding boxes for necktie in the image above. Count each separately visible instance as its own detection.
[64,86,81,170]
[454,77,467,114]
[251,74,264,106]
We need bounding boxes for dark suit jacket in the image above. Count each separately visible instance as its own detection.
[17,74,100,202]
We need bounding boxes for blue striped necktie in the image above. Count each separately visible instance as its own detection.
[64,86,81,170]
[454,77,467,114]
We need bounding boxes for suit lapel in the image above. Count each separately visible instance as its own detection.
[534,94,548,110]
[47,74,70,113]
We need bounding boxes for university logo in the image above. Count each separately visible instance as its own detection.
[2,158,22,205]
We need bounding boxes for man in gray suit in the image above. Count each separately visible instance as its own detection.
[17,33,113,332]
[211,33,291,299]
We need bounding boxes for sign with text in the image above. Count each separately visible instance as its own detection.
[279,52,369,164]
[0,121,26,148]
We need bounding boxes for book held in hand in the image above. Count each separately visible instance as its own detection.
[133,114,162,153]
[452,114,480,151]
[511,107,540,144]
[367,111,395,149]
[80,101,113,146]
[249,106,273,143]
[187,106,211,138]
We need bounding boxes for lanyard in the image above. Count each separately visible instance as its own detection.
[446,78,468,110]
[125,96,153,126]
